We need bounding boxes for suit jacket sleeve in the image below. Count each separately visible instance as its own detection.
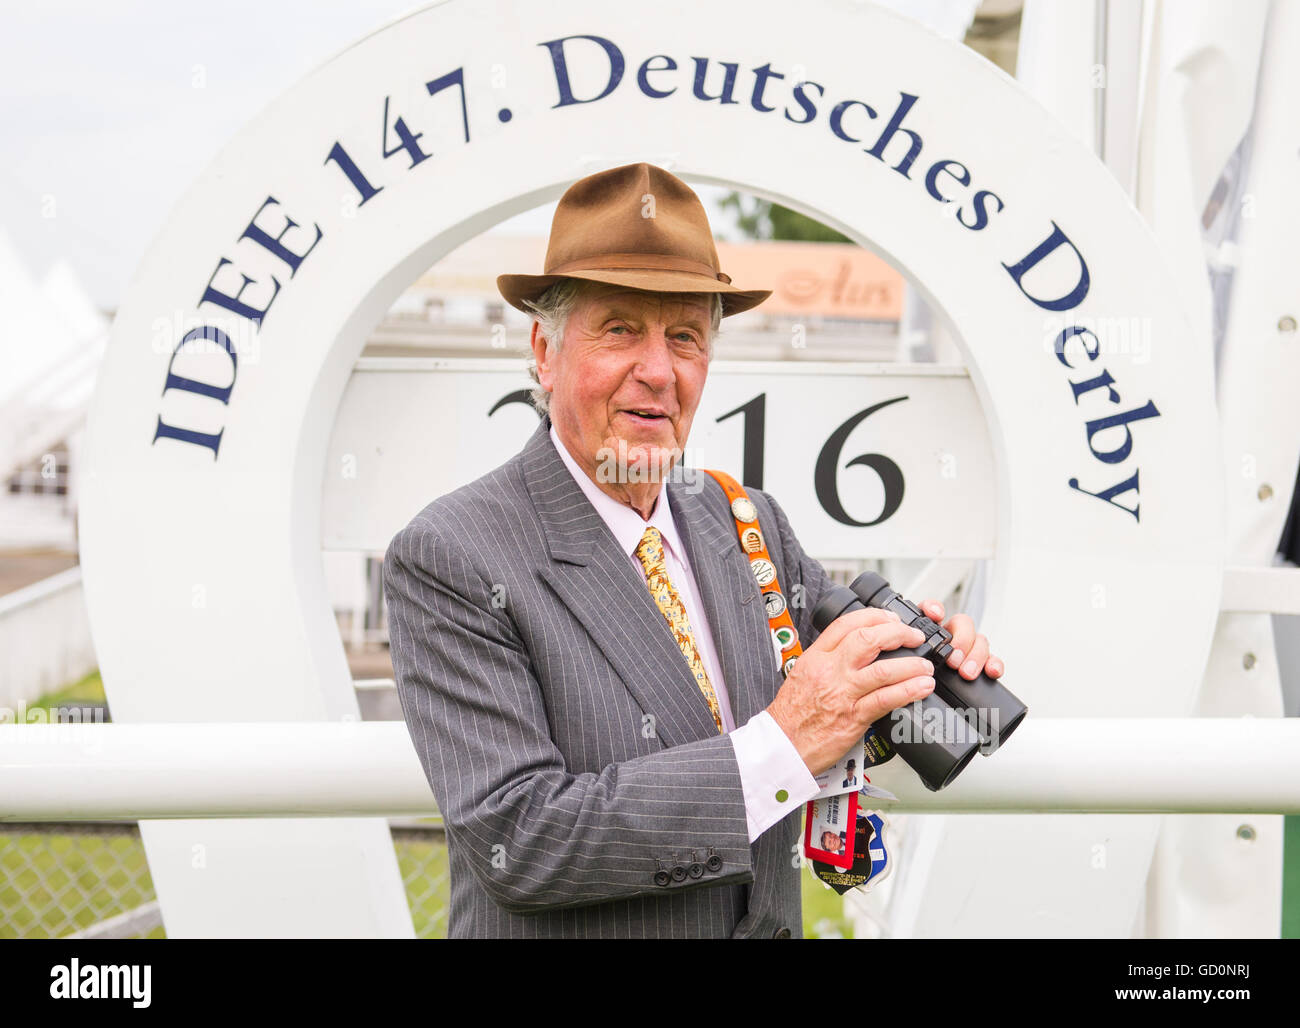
[383,518,757,916]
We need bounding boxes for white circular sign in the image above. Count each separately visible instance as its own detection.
[79,0,1223,936]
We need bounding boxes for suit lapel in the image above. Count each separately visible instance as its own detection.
[523,419,722,746]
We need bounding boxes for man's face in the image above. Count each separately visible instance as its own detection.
[532,283,713,493]
[821,831,842,853]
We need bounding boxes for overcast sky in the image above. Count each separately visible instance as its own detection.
[0,0,970,311]
[0,2,458,309]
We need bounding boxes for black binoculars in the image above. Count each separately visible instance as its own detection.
[811,572,1028,791]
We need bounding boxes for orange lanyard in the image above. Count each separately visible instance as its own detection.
[702,469,802,676]
[702,471,896,774]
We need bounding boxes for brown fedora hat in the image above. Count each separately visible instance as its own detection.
[497,162,771,318]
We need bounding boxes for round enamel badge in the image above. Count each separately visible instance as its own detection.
[775,625,798,651]
[749,557,776,586]
[730,497,758,523]
[763,590,787,618]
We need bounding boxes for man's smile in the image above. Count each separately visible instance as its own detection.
[619,407,672,424]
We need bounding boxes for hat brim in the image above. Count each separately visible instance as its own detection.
[497,268,771,318]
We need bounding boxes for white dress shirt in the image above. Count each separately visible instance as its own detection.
[549,424,818,842]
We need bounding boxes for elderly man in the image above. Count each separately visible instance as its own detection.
[383,162,1003,938]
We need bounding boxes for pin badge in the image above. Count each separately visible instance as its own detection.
[749,557,776,586]
[774,625,798,652]
[741,527,764,553]
[730,497,758,523]
[763,590,787,619]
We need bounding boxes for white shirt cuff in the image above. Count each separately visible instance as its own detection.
[730,710,820,844]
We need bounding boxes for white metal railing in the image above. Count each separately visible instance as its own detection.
[0,342,102,482]
[1220,565,1300,615]
[0,564,82,618]
[3,718,1299,819]
[0,566,97,708]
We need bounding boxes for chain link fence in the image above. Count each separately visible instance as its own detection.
[0,819,450,938]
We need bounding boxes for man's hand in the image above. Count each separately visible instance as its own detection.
[918,600,1004,681]
[765,608,936,777]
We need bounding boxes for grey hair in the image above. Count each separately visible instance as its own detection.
[522,280,723,415]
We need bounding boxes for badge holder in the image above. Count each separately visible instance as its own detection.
[810,800,894,895]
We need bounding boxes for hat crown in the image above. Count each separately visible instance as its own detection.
[544,163,722,278]
[495,161,771,317]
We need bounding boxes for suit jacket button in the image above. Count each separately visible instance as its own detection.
[670,864,688,882]
[705,853,723,872]
[773,927,792,939]
[653,870,672,887]
[688,861,705,879]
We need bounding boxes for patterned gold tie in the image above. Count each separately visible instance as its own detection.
[634,527,725,734]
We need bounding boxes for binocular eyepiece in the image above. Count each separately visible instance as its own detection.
[811,572,1028,791]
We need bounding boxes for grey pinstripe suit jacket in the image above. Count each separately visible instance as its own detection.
[382,415,835,938]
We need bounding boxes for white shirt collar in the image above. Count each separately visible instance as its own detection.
[549,422,689,566]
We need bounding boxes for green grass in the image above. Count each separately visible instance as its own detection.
[1,828,451,939]
[393,835,450,939]
[22,669,106,717]
[0,831,162,939]
[802,865,856,938]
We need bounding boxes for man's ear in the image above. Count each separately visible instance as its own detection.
[529,321,555,391]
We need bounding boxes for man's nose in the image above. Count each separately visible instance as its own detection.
[632,333,676,390]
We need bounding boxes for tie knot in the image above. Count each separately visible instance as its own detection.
[635,527,664,567]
